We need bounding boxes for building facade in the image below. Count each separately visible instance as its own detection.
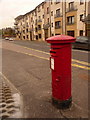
[14,0,90,41]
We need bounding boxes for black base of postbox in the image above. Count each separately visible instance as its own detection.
[52,97,72,109]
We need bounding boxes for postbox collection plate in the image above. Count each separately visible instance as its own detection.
[51,58,54,70]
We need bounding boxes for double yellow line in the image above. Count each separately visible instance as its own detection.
[17,46,90,71]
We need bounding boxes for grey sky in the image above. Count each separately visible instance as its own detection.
[0,0,44,29]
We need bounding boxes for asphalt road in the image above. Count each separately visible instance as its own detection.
[13,40,89,63]
[0,40,89,118]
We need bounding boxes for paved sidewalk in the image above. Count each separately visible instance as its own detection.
[0,73,23,118]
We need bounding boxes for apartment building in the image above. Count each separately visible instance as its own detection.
[14,0,90,41]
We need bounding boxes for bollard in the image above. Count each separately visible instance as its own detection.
[46,35,76,109]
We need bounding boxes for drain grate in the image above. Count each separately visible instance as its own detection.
[0,75,23,118]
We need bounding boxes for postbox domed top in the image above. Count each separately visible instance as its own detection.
[46,35,76,43]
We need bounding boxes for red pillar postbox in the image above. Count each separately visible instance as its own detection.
[46,35,76,109]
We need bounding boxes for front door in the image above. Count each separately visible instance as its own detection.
[44,29,48,40]
[30,32,32,41]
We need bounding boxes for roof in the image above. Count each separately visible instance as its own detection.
[15,15,24,20]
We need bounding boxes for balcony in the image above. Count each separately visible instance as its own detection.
[67,22,75,25]
[55,26,61,29]
[54,13,63,18]
[66,6,77,12]
[37,27,41,31]
[43,23,51,29]
[37,19,42,23]
[30,28,34,31]
[81,14,90,24]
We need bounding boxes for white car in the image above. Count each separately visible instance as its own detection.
[5,37,9,40]
[9,38,13,41]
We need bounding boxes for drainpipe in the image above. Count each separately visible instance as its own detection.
[62,0,66,35]
[84,0,86,36]
[49,0,52,37]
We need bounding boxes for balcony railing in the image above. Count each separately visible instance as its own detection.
[43,23,51,29]
[55,13,62,18]
[30,28,34,31]
[37,19,42,23]
[66,6,77,12]
[55,26,61,29]
[37,27,41,30]
[67,22,75,25]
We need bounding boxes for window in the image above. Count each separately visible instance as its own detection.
[27,35,28,39]
[55,21,61,29]
[35,19,37,25]
[43,15,44,18]
[56,9,60,15]
[67,16,75,24]
[51,11,53,16]
[23,30,25,33]
[69,2,74,10]
[39,16,41,19]
[80,0,84,5]
[80,30,83,36]
[42,4,44,9]
[67,31,75,37]
[51,0,53,4]
[55,33,60,35]
[52,23,53,27]
[38,25,41,30]
[26,23,28,27]
[23,36,25,39]
[35,27,37,32]
[31,17,33,22]
[47,7,49,14]
[38,7,40,12]
[26,29,28,32]
[36,35,38,40]
[47,18,49,23]
[35,10,37,16]
[56,0,60,4]
[39,34,42,38]
[80,14,83,21]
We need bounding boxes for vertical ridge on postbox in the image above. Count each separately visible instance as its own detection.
[46,35,76,109]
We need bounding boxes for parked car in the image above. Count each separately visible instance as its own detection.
[5,37,9,40]
[73,36,90,51]
[9,38,13,41]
